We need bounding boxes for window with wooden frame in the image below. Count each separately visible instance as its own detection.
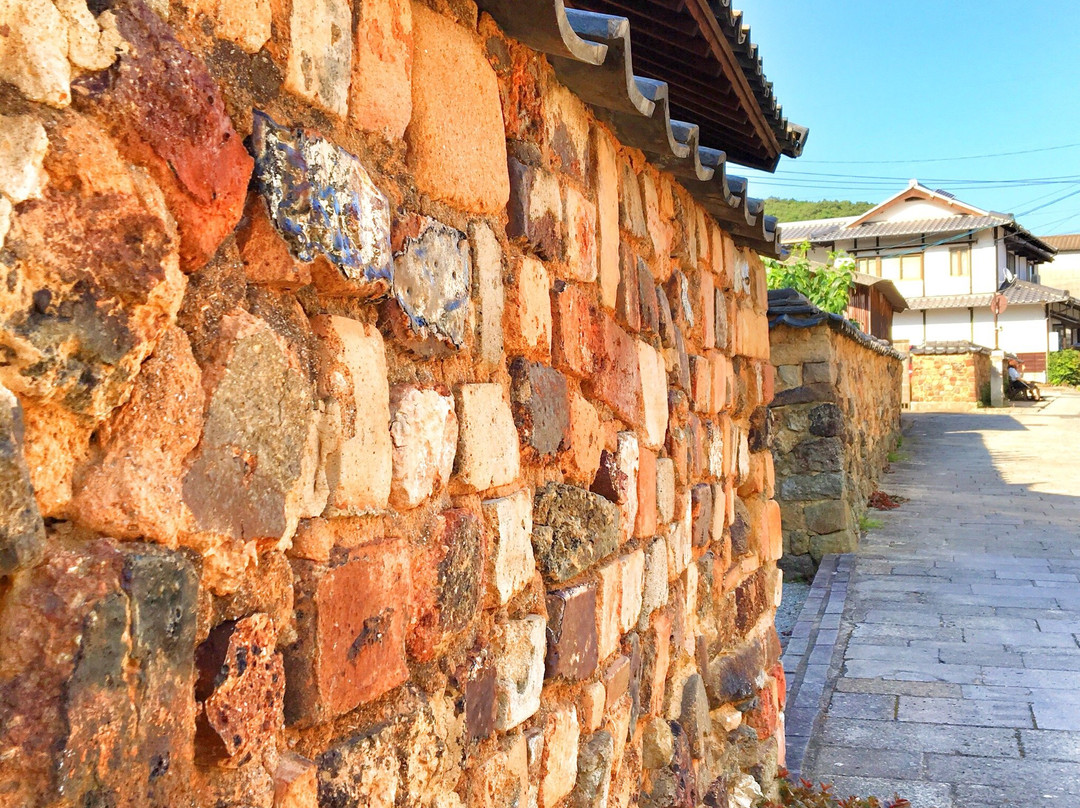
[856,256,881,276]
[949,246,971,277]
[900,253,923,280]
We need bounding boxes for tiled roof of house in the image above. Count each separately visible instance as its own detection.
[780,214,1014,244]
[476,0,806,256]
[766,288,903,359]
[1043,234,1080,252]
[905,280,1074,311]
[910,341,991,356]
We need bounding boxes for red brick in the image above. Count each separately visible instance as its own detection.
[635,447,658,538]
[507,255,552,357]
[616,243,642,332]
[700,272,716,350]
[408,509,487,661]
[689,355,711,414]
[744,685,779,741]
[407,4,509,213]
[274,752,318,808]
[551,281,599,379]
[285,537,410,724]
[562,390,604,485]
[587,314,643,428]
[546,582,599,681]
[565,185,598,282]
[349,0,413,140]
[78,0,252,269]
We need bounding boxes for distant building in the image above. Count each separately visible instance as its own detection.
[1038,234,1080,298]
[846,272,907,342]
[780,181,1080,380]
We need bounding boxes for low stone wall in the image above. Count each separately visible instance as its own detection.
[910,350,992,404]
[769,320,903,578]
[0,2,787,806]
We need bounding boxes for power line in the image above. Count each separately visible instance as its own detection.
[794,142,1080,165]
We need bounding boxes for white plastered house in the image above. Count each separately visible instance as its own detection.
[779,181,1080,381]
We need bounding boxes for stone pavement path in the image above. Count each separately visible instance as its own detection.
[799,389,1080,808]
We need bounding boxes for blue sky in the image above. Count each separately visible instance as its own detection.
[735,0,1080,234]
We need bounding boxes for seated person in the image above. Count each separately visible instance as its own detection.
[1008,361,1032,394]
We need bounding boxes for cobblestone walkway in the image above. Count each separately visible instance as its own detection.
[798,389,1080,808]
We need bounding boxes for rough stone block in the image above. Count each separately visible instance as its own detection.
[349,0,412,138]
[546,581,599,681]
[251,111,393,297]
[571,730,614,808]
[642,717,674,769]
[285,0,352,114]
[509,255,553,356]
[472,222,505,368]
[495,615,546,730]
[587,315,644,428]
[532,483,619,583]
[565,185,598,282]
[541,706,581,808]
[562,391,604,485]
[618,159,647,238]
[545,80,591,181]
[637,538,668,631]
[194,613,284,763]
[551,281,599,379]
[616,243,642,332]
[389,214,471,355]
[0,384,44,574]
[191,0,271,52]
[689,355,711,414]
[510,359,570,456]
[592,432,639,544]
[619,550,645,635]
[183,313,316,550]
[409,509,486,661]
[0,0,82,106]
[314,316,392,513]
[389,385,458,509]
[594,129,620,310]
[596,558,622,661]
[779,472,844,501]
[638,340,669,449]
[0,114,48,207]
[575,684,603,744]
[285,538,410,724]
[804,499,848,535]
[0,114,185,424]
[508,159,564,259]
[690,484,713,548]
[407,4,509,213]
[455,383,521,491]
[76,0,252,269]
[635,447,658,538]
[316,720,400,808]
[482,489,536,605]
[656,458,676,524]
[679,674,711,759]
[810,402,844,437]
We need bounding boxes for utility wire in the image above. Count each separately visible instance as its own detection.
[794,142,1080,165]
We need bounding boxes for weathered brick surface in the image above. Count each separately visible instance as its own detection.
[0,4,787,803]
[408,4,510,213]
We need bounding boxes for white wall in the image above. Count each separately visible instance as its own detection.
[893,311,925,346]
[1038,251,1080,293]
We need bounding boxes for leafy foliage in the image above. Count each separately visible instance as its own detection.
[764,242,854,316]
[759,776,911,808]
[1048,349,1080,386]
[764,198,874,223]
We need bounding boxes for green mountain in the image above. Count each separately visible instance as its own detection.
[764,197,875,222]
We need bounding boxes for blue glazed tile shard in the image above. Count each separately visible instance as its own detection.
[250,109,392,297]
[389,215,471,357]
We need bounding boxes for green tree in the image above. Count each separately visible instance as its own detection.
[764,197,874,222]
[1048,349,1080,386]
[763,242,854,315]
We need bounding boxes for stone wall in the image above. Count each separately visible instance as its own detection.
[0,3,786,807]
[770,324,903,578]
[909,351,992,404]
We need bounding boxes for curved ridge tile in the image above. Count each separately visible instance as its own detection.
[475,0,608,65]
[550,10,654,117]
[481,0,785,255]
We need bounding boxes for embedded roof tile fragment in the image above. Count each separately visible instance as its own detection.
[250,110,393,298]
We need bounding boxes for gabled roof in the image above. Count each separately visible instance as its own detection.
[476,0,808,256]
[781,214,1014,244]
[848,180,987,226]
[1043,234,1080,252]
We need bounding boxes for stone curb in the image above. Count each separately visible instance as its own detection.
[780,552,853,779]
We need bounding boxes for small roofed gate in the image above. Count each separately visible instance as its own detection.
[845,285,896,342]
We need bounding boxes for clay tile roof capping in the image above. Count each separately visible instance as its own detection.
[1043,234,1080,252]
[766,288,902,359]
[475,0,807,257]
[910,341,992,356]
